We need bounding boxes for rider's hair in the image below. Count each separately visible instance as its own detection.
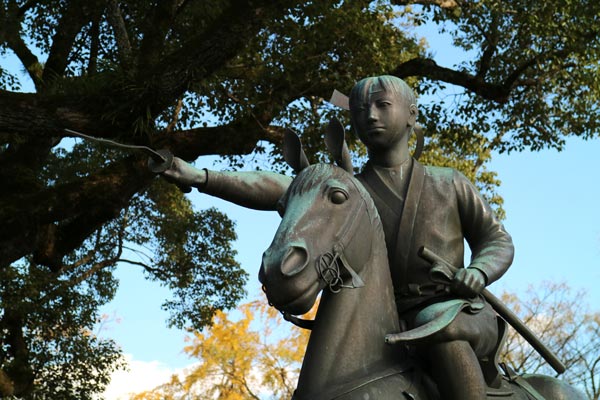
[349,75,416,112]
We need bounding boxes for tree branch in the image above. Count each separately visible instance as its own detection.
[68,258,119,287]
[157,118,282,162]
[0,90,121,139]
[41,0,98,83]
[391,57,512,103]
[137,0,180,69]
[0,3,43,88]
[476,14,500,78]
[106,0,132,68]
[87,14,101,75]
[119,258,152,269]
[0,156,153,269]
[138,0,284,117]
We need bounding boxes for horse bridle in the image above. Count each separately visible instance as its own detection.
[272,178,371,330]
[316,182,368,293]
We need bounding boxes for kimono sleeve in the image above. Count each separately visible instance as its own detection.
[202,170,292,211]
[454,170,514,285]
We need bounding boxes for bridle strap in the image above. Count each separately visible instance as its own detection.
[317,186,369,292]
[281,176,372,330]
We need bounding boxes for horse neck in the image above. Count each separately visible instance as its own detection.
[295,238,401,396]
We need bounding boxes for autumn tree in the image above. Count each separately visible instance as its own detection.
[500,282,600,399]
[130,300,312,400]
[1,0,599,397]
[132,285,600,399]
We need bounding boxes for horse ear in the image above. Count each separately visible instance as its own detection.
[283,128,310,173]
[325,117,353,173]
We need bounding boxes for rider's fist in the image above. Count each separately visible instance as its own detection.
[160,157,206,192]
[451,268,486,298]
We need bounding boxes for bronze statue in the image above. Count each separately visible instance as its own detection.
[258,150,584,399]
[159,76,586,399]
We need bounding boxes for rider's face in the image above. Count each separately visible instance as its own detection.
[352,83,416,151]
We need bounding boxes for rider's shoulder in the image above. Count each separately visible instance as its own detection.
[422,164,478,198]
[422,163,455,182]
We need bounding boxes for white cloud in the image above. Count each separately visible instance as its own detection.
[101,354,191,400]
[100,354,294,400]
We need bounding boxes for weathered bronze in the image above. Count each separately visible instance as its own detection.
[259,154,584,399]
[158,75,586,399]
[64,128,189,189]
[411,246,565,375]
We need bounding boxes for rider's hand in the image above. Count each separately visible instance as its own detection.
[451,268,486,298]
[161,157,207,192]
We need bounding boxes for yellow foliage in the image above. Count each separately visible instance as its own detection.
[130,298,316,399]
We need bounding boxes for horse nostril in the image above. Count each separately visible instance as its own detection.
[281,246,309,277]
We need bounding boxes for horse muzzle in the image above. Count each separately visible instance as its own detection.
[259,243,323,315]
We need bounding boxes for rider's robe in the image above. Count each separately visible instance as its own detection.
[355,159,514,315]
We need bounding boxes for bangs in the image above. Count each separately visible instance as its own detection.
[349,75,416,111]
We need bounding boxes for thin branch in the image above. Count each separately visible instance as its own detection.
[106,0,132,67]
[118,258,152,269]
[68,258,119,287]
[88,16,101,75]
[476,14,500,78]
[41,0,98,83]
[165,98,184,133]
[122,245,154,263]
[504,29,597,90]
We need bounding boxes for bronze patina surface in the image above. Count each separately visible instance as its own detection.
[159,75,586,400]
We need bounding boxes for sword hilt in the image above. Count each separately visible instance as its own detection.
[64,128,191,192]
[147,150,191,193]
[147,149,174,173]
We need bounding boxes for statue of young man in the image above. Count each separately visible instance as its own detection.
[160,75,514,399]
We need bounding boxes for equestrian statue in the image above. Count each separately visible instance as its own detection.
[157,75,586,400]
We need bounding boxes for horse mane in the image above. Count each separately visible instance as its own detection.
[288,164,386,246]
[348,169,386,248]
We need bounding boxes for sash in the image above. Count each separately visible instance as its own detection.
[357,160,426,289]
[393,161,425,289]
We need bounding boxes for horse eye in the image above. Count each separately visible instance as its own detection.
[330,189,348,204]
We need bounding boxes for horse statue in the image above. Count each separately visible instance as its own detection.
[258,131,586,400]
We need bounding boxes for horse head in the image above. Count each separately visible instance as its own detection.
[259,164,379,314]
[259,127,383,316]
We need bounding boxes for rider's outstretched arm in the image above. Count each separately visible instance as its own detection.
[161,157,292,211]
